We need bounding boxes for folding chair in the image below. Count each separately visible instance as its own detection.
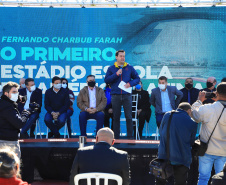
[74,172,122,185]
[30,118,42,139]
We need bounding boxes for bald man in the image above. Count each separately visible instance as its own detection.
[201,77,217,104]
[19,78,26,89]
[69,128,130,185]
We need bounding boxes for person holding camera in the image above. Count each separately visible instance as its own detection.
[201,77,217,104]
[0,82,30,157]
[18,78,42,139]
[192,82,226,185]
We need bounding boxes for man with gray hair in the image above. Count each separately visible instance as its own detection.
[69,127,130,185]
[201,76,217,104]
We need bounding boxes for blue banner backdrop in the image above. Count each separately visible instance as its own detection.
[0,7,226,135]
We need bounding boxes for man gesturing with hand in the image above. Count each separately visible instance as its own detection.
[77,75,107,137]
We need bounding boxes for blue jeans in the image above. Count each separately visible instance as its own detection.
[44,112,67,135]
[66,109,74,137]
[156,113,165,128]
[21,112,39,134]
[79,111,104,136]
[198,153,226,185]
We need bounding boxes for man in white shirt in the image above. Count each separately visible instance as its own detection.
[77,75,107,136]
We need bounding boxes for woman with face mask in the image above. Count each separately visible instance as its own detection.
[132,81,152,138]
[61,78,75,138]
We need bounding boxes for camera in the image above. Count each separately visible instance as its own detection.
[28,102,40,113]
[19,95,27,103]
[205,92,216,99]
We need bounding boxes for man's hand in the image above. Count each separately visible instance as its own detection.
[137,109,142,116]
[116,69,122,76]
[108,108,113,114]
[198,91,207,103]
[124,83,130,88]
[86,108,92,114]
[90,108,97,114]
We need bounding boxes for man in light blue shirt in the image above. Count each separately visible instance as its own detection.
[150,76,183,128]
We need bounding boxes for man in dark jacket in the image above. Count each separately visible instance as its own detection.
[44,76,70,138]
[132,81,151,138]
[18,78,42,138]
[201,76,217,104]
[105,50,140,139]
[69,127,130,185]
[180,78,199,105]
[156,102,197,185]
[0,82,30,157]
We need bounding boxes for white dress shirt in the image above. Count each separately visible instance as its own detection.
[24,89,33,110]
[160,88,172,113]
[88,87,96,108]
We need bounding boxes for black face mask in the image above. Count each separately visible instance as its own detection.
[88,81,96,87]
[206,82,213,89]
[185,83,193,89]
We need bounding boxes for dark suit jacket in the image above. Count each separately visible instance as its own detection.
[69,142,130,185]
[150,86,183,114]
[18,87,42,113]
[180,87,199,105]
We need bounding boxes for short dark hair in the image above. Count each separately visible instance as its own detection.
[61,78,68,84]
[221,78,226,83]
[178,102,192,111]
[217,82,226,97]
[86,75,95,80]
[2,82,19,94]
[115,50,125,56]
[159,76,167,82]
[185,78,193,82]
[25,78,34,86]
[0,148,20,178]
[52,76,61,84]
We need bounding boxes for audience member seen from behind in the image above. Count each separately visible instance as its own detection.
[104,84,114,129]
[150,76,183,128]
[69,127,130,185]
[192,82,226,185]
[180,78,199,105]
[44,76,70,138]
[61,78,75,138]
[201,76,217,104]
[77,75,107,137]
[0,148,30,185]
[18,78,42,139]
[0,82,30,158]
[211,163,226,185]
[19,78,26,89]
[156,103,197,185]
[221,77,226,83]
[104,50,140,139]
[132,81,151,138]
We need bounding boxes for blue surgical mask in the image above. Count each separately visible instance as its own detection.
[135,84,141,90]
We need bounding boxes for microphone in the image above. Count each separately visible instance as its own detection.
[119,65,123,76]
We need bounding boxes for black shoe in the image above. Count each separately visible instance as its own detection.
[20,133,29,139]
[30,132,35,138]
[48,132,54,138]
[54,133,61,138]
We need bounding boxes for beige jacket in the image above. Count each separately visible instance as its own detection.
[192,101,226,156]
[77,86,107,112]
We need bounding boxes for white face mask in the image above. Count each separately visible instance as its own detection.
[158,84,166,90]
[0,85,2,92]
[21,84,26,88]
[30,85,36,92]
[54,84,62,90]
[62,84,67,89]
[10,93,19,102]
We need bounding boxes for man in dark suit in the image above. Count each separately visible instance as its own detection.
[201,76,217,104]
[69,127,130,185]
[150,76,183,128]
[18,78,42,138]
[180,78,199,105]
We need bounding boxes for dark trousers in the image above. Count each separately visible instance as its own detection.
[156,113,165,128]
[66,109,74,138]
[21,112,39,134]
[133,110,151,138]
[44,112,67,135]
[104,109,114,130]
[79,111,104,136]
[156,165,189,185]
[111,94,133,139]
